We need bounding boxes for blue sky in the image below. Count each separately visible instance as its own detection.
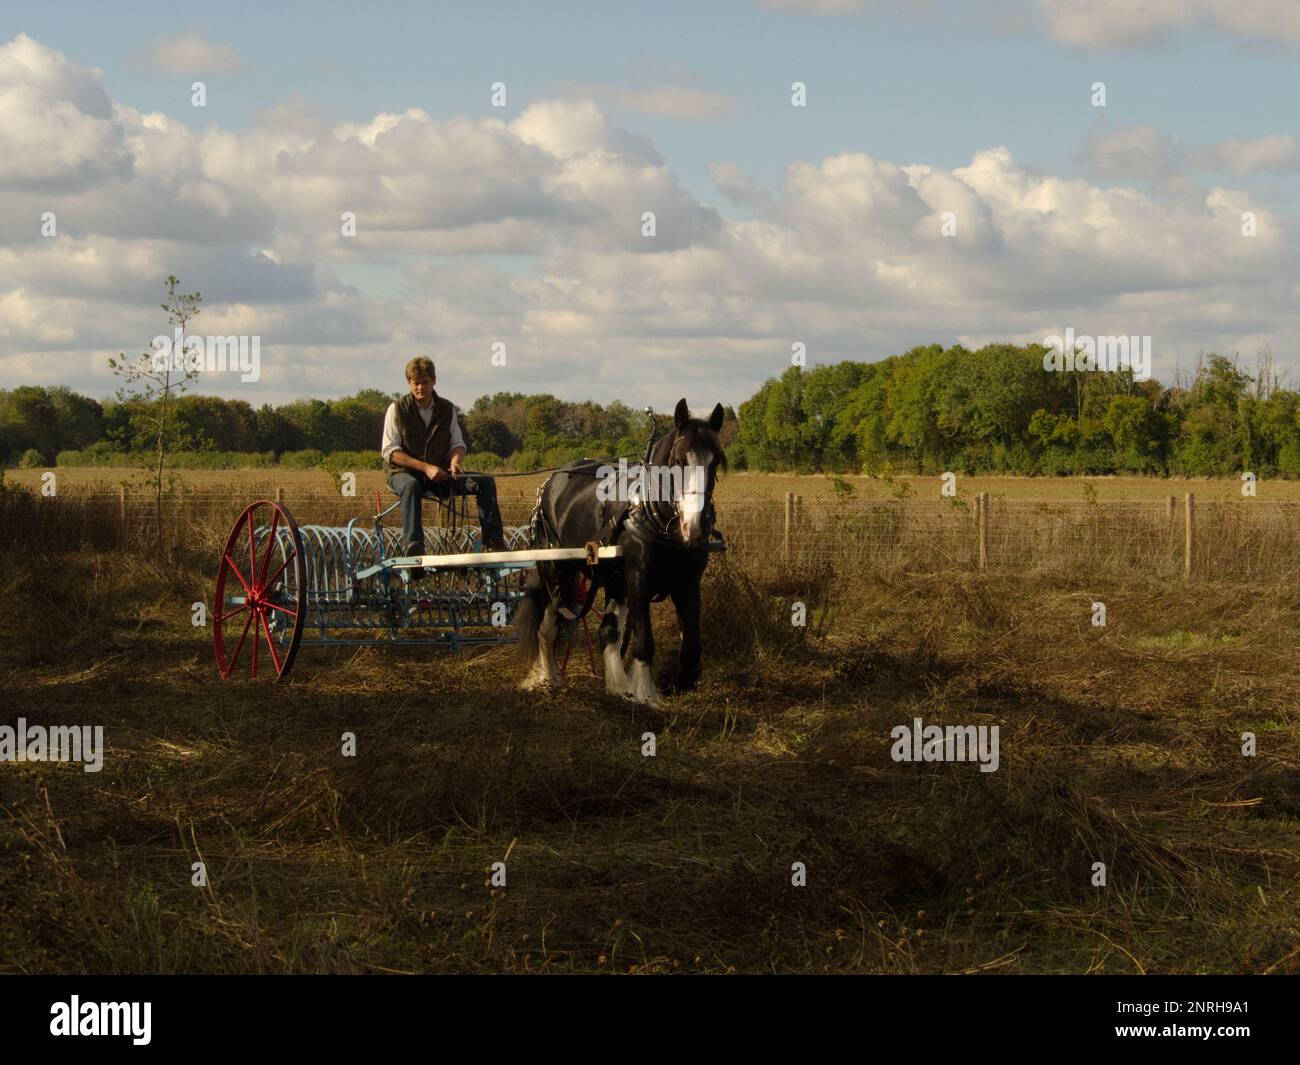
[2,0,1298,409]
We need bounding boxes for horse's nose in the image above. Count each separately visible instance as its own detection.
[681,515,709,544]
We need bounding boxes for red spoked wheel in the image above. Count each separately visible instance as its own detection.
[214,500,308,680]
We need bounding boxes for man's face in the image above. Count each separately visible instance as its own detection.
[408,372,435,404]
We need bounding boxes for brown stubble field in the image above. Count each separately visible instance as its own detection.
[12,466,1300,502]
[0,470,1297,973]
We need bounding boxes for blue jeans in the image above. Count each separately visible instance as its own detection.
[387,470,504,551]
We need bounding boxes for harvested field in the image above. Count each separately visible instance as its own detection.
[1,474,1296,974]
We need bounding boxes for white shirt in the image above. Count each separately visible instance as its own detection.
[381,399,466,463]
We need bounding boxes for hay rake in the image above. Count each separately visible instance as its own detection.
[213,487,616,681]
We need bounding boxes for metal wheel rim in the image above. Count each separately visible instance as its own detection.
[214,499,308,680]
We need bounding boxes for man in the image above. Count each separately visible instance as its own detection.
[382,357,507,565]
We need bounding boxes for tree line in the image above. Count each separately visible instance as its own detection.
[2,342,1292,476]
[0,385,738,471]
[736,343,1295,477]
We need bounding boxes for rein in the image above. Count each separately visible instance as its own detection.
[462,408,662,480]
[459,462,632,478]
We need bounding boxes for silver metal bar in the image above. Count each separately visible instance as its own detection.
[352,545,624,581]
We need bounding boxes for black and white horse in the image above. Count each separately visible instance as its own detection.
[515,399,726,707]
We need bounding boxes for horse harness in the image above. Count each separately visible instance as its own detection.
[527,456,717,621]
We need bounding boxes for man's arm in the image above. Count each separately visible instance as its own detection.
[390,449,446,477]
[448,409,467,474]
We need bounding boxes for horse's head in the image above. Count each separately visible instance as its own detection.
[657,398,726,547]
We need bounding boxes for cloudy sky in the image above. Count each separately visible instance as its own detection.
[1,0,1297,411]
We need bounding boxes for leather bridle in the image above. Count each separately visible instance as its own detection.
[623,432,719,550]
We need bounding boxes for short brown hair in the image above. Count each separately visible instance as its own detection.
[405,357,435,381]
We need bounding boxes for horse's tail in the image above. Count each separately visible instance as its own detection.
[515,481,554,668]
[513,566,550,668]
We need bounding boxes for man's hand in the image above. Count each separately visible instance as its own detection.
[449,454,464,477]
[424,463,451,482]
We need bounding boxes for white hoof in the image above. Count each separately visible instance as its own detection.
[602,603,630,696]
[604,648,630,696]
[521,664,560,691]
[626,659,661,708]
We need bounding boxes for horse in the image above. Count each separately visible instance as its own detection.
[513,398,726,707]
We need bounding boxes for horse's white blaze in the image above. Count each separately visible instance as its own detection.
[679,449,711,542]
[522,602,561,689]
[628,658,659,706]
[603,601,629,696]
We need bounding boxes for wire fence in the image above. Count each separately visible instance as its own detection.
[2,485,1298,582]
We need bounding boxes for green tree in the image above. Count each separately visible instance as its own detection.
[1174,355,1251,474]
[48,387,105,452]
[0,387,60,463]
[461,413,519,456]
[254,404,303,456]
[1103,394,1165,472]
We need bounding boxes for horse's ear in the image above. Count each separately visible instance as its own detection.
[673,398,689,430]
[708,403,724,433]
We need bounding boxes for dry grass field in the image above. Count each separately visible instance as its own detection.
[10,466,1300,503]
[1,471,1297,973]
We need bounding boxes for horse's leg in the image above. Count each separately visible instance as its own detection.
[522,600,561,690]
[599,596,630,696]
[624,573,659,707]
[668,577,702,693]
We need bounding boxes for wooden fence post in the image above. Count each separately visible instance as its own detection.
[783,492,794,562]
[1167,494,1177,564]
[276,486,285,504]
[977,492,988,573]
[118,485,127,537]
[1184,492,1195,578]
